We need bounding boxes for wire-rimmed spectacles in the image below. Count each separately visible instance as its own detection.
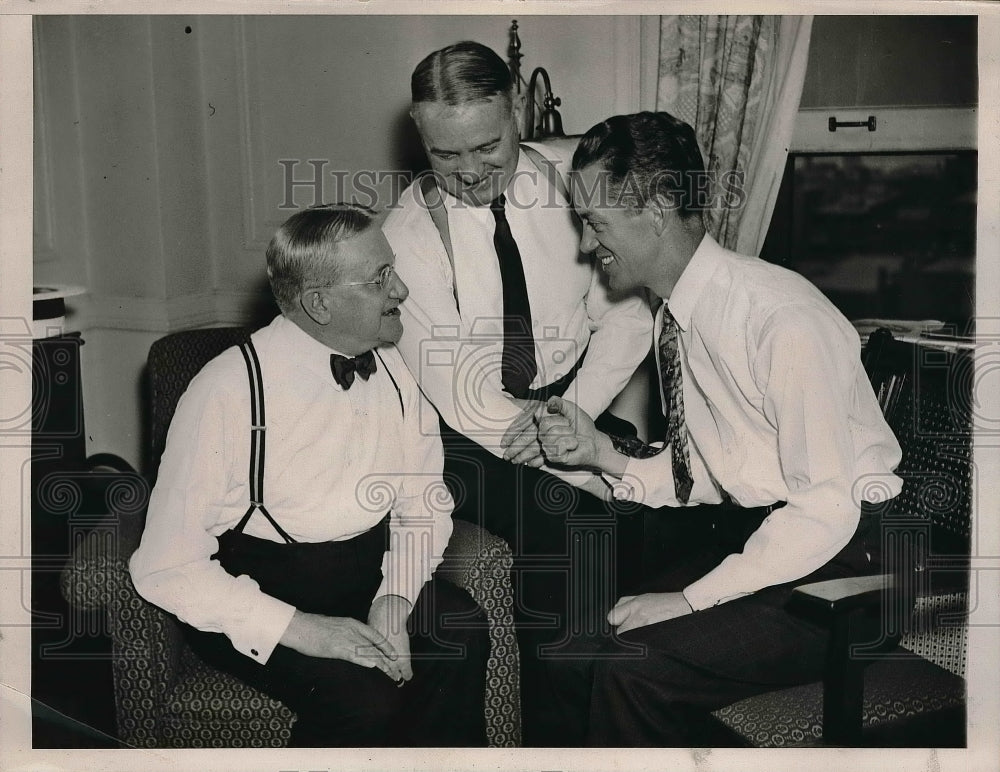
[309,265,396,292]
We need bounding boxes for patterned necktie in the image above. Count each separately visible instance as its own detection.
[330,350,377,390]
[490,194,537,398]
[610,309,694,503]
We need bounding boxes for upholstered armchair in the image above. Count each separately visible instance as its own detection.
[61,327,521,747]
[710,329,970,746]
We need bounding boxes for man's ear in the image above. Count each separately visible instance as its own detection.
[300,287,331,326]
[644,192,676,236]
[510,92,526,138]
[409,103,423,128]
[410,103,426,135]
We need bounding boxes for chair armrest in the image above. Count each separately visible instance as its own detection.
[789,573,895,621]
[438,518,509,586]
[788,572,902,745]
[437,518,521,747]
[59,510,188,748]
[60,529,116,612]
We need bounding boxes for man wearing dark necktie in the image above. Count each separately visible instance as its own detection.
[130,203,488,746]
[537,112,903,745]
[490,193,538,398]
[383,42,653,745]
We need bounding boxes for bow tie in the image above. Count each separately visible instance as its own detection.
[330,350,377,390]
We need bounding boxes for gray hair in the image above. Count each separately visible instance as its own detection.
[265,203,377,313]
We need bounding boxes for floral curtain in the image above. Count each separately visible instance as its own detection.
[657,15,813,256]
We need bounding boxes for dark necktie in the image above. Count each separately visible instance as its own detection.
[490,194,537,398]
[610,309,694,503]
[330,350,377,390]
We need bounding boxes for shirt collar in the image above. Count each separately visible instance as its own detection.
[270,314,362,383]
[665,232,723,331]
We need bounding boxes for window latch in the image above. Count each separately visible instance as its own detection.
[828,115,877,132]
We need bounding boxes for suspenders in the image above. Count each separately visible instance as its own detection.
[230,338,404,542]
[234,340,296,543]
[374,349,405,418]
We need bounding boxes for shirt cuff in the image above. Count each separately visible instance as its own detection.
[610,450,668,507]
[682,569,752,612]
[228,593,297,665]
[376,550,426,610]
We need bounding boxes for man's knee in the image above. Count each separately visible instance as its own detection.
[409,579,488,665]
[589,633,665,696]
[287,662,404,744]
[423,579,487,632]
[346,674,406,726]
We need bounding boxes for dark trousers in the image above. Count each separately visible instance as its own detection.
[187,516,489,747]
[542,501,883,746]
[441,419,644,747]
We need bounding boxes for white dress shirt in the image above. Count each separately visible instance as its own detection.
[611,234,903,610]
[129,315,454,665]
[382,142,653,456]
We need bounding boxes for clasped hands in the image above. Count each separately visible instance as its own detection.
[500,395,602,469]
[281,594,413,685]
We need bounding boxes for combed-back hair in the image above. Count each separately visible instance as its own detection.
[411,40,513,106]
[572,111,706,218]
[266,203,377,313]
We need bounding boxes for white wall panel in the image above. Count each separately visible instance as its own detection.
[35,14,641,468]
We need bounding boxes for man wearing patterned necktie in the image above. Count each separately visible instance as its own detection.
[536,112,904,746]
[130,203,488,747]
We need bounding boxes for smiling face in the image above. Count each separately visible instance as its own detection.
[411,94,524,207]
[304,227,409,354]
[571,162,662,294]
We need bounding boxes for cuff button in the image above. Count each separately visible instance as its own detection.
[251,648,259,656]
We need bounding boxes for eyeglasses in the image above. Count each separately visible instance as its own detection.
[309,265,397,293]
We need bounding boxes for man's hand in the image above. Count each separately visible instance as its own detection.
[368,594,414,685]
[500,398,546,467]
[538,396,600,468]
[608,592,694,634]
[279,609,402,678]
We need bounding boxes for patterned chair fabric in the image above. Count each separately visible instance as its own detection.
[711,330,971,746]
[61,327,521,748]
[711,657,965,748]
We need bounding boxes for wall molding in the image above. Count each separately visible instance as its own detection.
[791,107,977,153]
[638,16,661,112]
[72,290,270,334]
[235,16,273,254]
[611,16,642,117]
[32,21,56,264]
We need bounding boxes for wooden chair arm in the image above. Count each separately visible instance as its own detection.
[789,573,895,620]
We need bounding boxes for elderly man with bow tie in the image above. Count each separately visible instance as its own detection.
[130,203,488,747]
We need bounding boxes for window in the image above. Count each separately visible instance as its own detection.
[761,150,976,328]
[760,14,977,330]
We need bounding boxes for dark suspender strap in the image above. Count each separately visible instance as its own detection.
[420,173,460,314]
[374,350,405,418]
[237,340,296,544]
[239,342,265,505]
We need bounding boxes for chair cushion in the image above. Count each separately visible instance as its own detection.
[711,655,965,747]
[158,648,294,748]
[900,592,968,678]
